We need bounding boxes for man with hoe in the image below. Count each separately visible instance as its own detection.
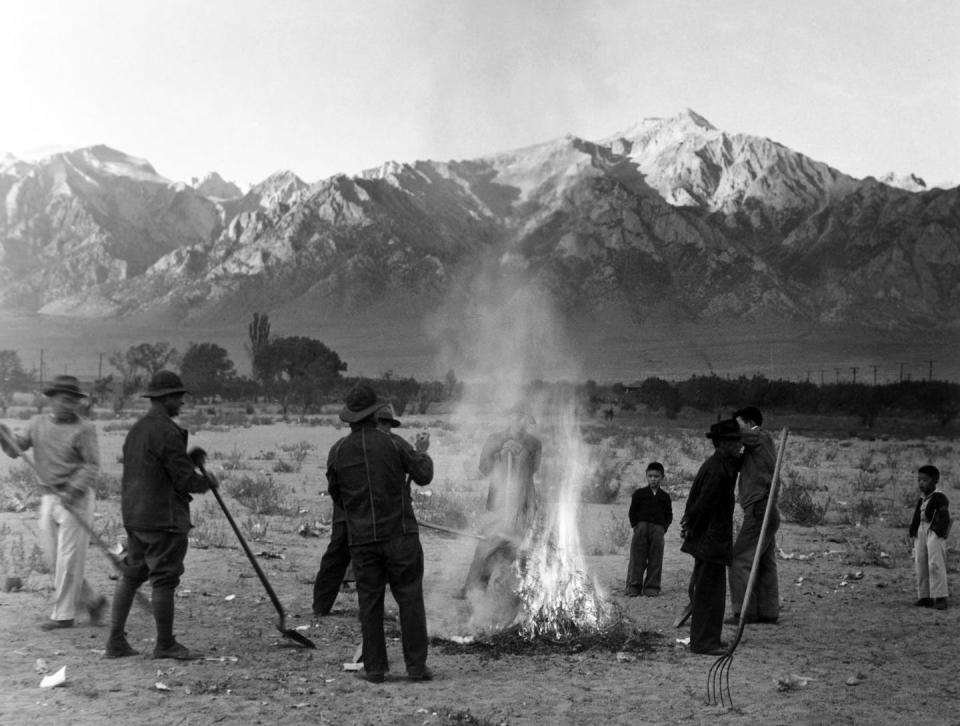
[105,371,219,660]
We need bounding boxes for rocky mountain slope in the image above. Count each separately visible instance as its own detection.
[1,111,957,330]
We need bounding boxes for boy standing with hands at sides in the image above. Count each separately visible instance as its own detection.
[624,462,673,597]
[909,465,950,610]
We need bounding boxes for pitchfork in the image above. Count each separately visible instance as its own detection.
[707,427,789,708]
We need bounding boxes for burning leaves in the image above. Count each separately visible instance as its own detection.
[432,619,666,659]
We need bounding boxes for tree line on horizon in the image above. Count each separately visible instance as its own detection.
[0,312,957,428]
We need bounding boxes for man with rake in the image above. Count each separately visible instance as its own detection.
[726,406,780,625]
[0,375,108,631]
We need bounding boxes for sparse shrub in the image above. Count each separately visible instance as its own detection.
[240,515,269,542]
[217,446,251,471]
[190,500,231,549]
[851,470,885,493]
[223,472,291,515]
[848,496,882,526]
[0,464,41,512]
[779,473,830,526]
[273,458,297,473]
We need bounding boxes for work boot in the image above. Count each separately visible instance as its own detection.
[933,598,948,610]
[153,639,199,660]
[152,587,177,649]
[109,577,140,639]
[40,619,74,630]
[104,634,139,658]
[407,667,434,681]
[914,597,934,607]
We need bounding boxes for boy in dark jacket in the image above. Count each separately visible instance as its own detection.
[625,462,672,597]
[909,465,950,610]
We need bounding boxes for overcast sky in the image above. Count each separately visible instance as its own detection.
[2,0,957,187]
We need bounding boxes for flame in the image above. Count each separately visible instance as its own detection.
[514,400,612,638]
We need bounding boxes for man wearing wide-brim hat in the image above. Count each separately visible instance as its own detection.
[0,375,108,630]
[104,370,218,660]
[326,385,434,682]
[679,418,742,655]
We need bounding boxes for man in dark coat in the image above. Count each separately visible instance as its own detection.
[327,386,433,683]
[106,371,218,660]
[680,419,741,655]
[312,403,403,616]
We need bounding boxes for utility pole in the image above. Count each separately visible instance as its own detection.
[98,353,103,381]
[850,367,858,384]
[871,365,879,386]
[819,368,825,386]
[898,362,905,383]
[39,349,44,385]
[834,367,841,384]
[927,359,935,382]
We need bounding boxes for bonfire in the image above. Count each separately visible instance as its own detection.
[513,402,614,640]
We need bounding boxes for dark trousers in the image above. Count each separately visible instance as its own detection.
[121,528,188,592]
[351,534,428,677]
[689,558,726,652]
[626,522,665,594]
[729,504,780,619]
[313,522,350,615]
[112,528,188,647]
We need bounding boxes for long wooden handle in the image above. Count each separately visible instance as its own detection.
[208,481,286,623]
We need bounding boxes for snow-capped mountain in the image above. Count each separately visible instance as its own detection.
[1,114,957,331]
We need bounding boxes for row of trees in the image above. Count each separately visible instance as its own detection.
[0,313,461,418]
[597,374,960,428]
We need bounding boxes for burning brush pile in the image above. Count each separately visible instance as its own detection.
[449,402,625,650]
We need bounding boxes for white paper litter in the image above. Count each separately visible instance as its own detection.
[675,637,690,646]
[448,635,474,644]
[224,594,236,601]
[155,682,171,691]
[39,666,66,689]
[342,662,363,671]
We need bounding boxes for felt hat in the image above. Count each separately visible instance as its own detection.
[339,384,381,423]
[507,402,536,425]
[375,403,401,428]
[43,375,87,398]
[706,418,742,441]
[142,370,191,398]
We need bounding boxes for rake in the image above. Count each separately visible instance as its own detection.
[707,427,789,708]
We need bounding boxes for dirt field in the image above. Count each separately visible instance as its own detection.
[0,412,957,726]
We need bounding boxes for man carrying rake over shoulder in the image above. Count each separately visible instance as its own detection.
[726,406,780,626]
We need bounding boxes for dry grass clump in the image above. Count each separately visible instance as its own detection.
[0,464,40,512]
[223,472,293,515]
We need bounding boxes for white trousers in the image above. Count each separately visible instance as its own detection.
[914,520,949,600]
[39,492,100,621]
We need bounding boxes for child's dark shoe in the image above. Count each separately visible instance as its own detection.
[933,598,948,610]
[914,597,934,607]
